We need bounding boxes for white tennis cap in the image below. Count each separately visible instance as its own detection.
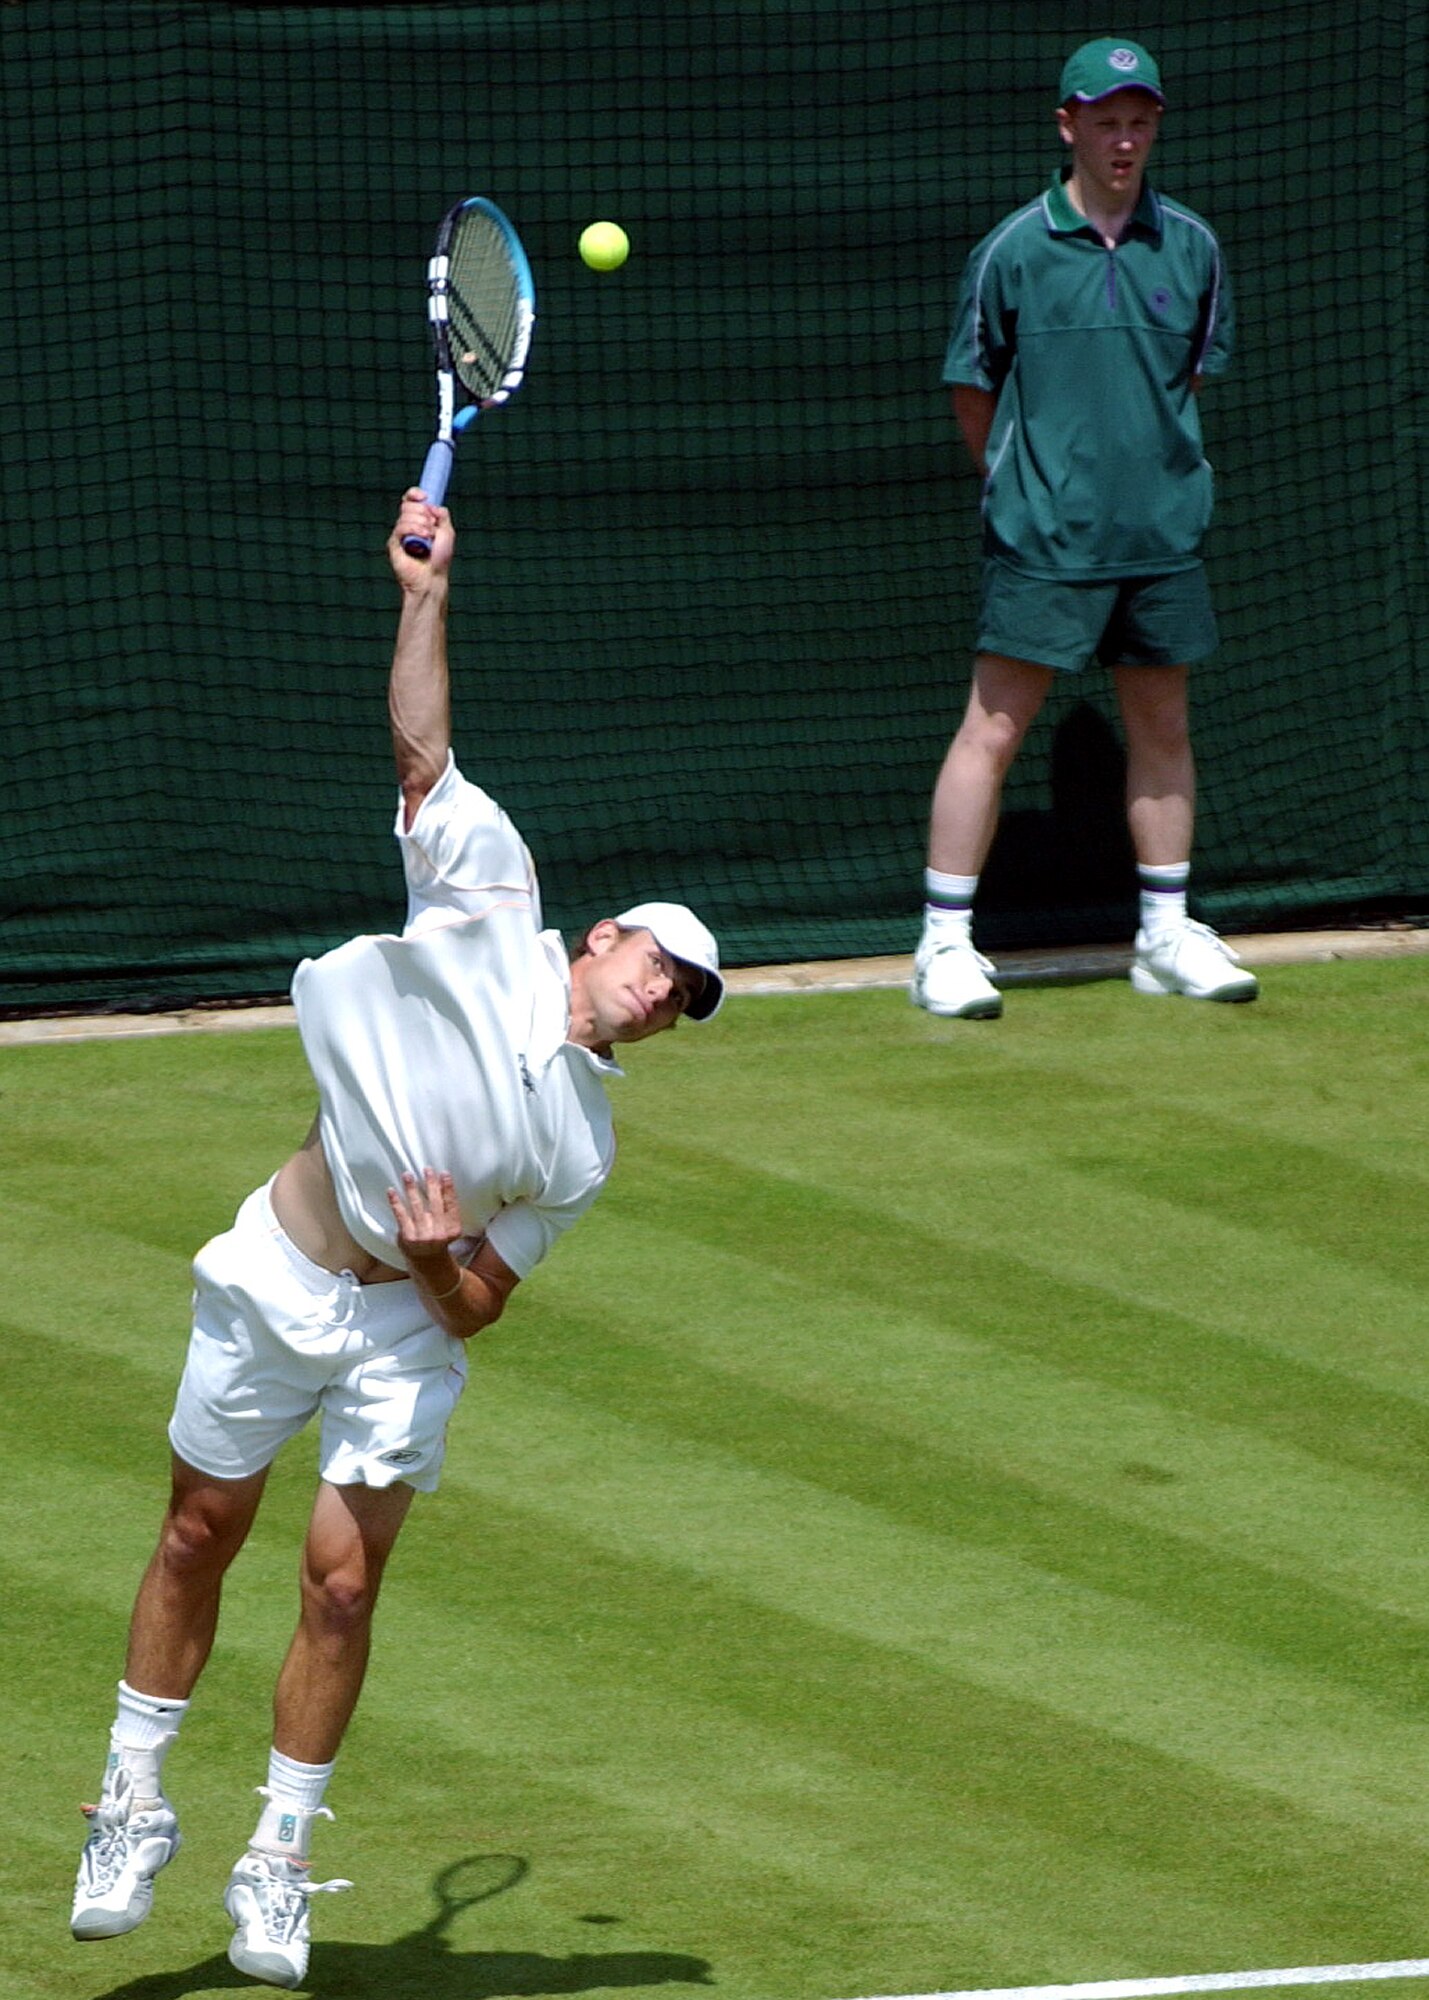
[614,901,724,1020]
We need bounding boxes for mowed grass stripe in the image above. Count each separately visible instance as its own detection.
[347,1493,1429,1963]
[961,964,1429,1183]
[872,969,1429,1191]
[604,1050,1429,1408]
[0,1206,197,1366]
[560,1190,1429,1545]
[425,1374,1429,1842]
[0,1028,308,1256]
[464,1294,1429,1703]
[340,1645,1416,1980]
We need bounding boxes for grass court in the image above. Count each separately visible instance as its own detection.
[4,955,1428,2000]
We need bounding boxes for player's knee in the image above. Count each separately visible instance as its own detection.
[956,707,1030,772]
[158,1498,248,1579]
[300,1563,377,1638]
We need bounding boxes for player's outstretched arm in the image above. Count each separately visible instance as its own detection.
[388,489,456,831]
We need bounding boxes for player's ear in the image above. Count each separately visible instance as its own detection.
[582,917,623,955]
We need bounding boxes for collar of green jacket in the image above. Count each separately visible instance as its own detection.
[1044,170,1163,244]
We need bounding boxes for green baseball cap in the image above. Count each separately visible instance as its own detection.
[1059,38,1165,106]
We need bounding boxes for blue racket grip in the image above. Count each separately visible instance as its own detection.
[401,440,454,557]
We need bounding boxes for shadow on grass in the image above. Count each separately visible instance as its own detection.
[81,1852,716,2000]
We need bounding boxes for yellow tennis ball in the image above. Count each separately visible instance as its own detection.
[579,221,629,271]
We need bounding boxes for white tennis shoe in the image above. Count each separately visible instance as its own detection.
[911,932,1002,1019]
[224,1848,353,1988]
[71,1766,182,1940]
[1131,920,1259,1002]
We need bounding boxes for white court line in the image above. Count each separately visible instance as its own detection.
[847,1959,1429,2000]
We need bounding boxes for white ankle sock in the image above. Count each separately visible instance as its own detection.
[923,869,978,941]
[252,1749,337,1859]
[1137,863,1190,938]
[107,1679,189,1802]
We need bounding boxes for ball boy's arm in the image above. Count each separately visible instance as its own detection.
[387,490,456,833]
[952,386,996,477]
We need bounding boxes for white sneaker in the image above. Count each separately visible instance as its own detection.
[224,1848,353,1988]
[71,1766,182,1940]
[1131,920,1259,1002]
[911,932,1002,1018]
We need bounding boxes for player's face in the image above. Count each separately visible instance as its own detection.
[571,923,699,1049]
[1057,90,1161,207]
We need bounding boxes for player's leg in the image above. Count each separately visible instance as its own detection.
[928,652,1056,877]
[224,1478,413,1985]
[72,1179,335,1944]
[1113,659,1196,869]
[274,1477,416,1767]
[1108,571,1257,1002]
[126,1456,273,1698]
[915,562,1117,1019]
[71,1455,269,1941]
[226,1284,461,1981]
[915,651,1053,1018]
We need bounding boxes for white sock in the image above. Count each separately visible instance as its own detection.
[107,1679,189,1803]
[251,1748,337,1860]
[1137,863,1190,939]
[923,868,978,942]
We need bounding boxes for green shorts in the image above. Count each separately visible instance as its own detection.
[977,559,1218,674]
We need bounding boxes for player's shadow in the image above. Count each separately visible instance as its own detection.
[81,1852,716,2000]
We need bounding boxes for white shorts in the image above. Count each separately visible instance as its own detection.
[169,1180,467,1492]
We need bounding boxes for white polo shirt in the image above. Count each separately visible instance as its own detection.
[290,754,619,1281]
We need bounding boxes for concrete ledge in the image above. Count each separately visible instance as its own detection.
[1,925,1424,1047]
[723,923,1429,997]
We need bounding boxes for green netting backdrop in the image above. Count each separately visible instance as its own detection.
[1,2,1425,1010]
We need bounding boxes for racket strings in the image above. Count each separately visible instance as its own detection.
[447,220,527,400]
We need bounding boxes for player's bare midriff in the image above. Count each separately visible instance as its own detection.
[269,1120,408,1285]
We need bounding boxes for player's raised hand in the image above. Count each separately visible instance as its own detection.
[389,490,454,588]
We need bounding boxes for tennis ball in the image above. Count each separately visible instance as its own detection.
[579,221,629,271]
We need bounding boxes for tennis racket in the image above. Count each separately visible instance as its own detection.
[402,196,536,558]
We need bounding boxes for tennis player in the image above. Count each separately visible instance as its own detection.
[70,489,724,1987]
[913,37,1258,1019]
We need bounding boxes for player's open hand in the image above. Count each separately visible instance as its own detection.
[388,490,454,587]
[386,1166,462,1257]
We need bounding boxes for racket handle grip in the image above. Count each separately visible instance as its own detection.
[402,441,454,558]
